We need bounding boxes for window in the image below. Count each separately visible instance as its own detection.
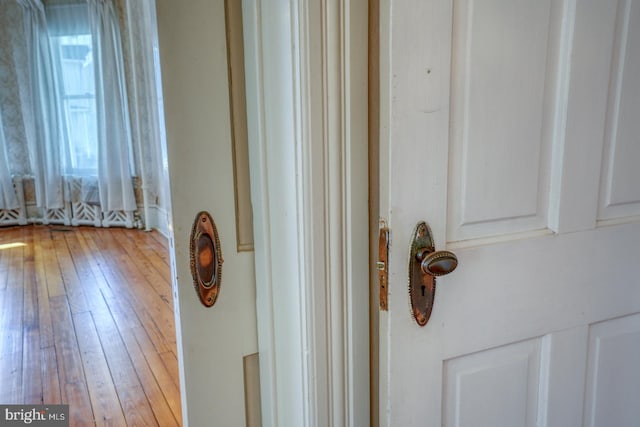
[52,34,98,175]
[46,3,99,176]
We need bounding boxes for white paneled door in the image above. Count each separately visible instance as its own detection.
[381,1,640,426]
[156,1,259,425]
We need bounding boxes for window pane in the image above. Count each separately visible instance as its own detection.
[64,97,97,172]
[53,34,98,175]
[58,35,95,97]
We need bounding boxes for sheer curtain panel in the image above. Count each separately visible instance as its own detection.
[120,0,168,230]
[88,0,136,214]
[17,0,65,209]
[0,111,19,209]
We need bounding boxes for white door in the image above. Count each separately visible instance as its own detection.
[380,1,640,426]
[156,1,259,425]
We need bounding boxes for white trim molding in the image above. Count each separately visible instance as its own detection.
[243,0,369,425]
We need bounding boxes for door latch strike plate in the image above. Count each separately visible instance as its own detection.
[379,221,390,311]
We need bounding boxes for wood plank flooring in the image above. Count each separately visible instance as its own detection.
[0,225,181,426]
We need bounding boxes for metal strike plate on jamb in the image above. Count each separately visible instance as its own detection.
[378,221,390,311]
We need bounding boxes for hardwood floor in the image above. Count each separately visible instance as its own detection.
[0,225,181,426]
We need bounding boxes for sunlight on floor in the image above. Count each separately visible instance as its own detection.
[0,242,27,250]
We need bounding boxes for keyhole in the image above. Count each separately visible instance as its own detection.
[421,285,425,296]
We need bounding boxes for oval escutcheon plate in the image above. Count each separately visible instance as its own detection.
[190,211,223,307]
[409,221,458,326]
[409,222,436,326]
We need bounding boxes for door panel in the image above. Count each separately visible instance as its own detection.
[442,313,640,427]
[381,0,640,426]
[443,338,541,427]
[598,0,640,221]
[156,0,258,425]
[584,314,640,427]
[448,0,556,241]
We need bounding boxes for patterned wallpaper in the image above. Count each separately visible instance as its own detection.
[0,1,33,175]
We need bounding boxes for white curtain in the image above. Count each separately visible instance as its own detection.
[121,0,167,220]
[1,0,164,226]
[17,0,65,209]
[88,0,136,213]
[0,111,19,210]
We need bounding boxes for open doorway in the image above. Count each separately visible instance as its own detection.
[0,0,180,425]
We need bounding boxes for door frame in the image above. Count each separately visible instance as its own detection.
[242,0,370,425]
